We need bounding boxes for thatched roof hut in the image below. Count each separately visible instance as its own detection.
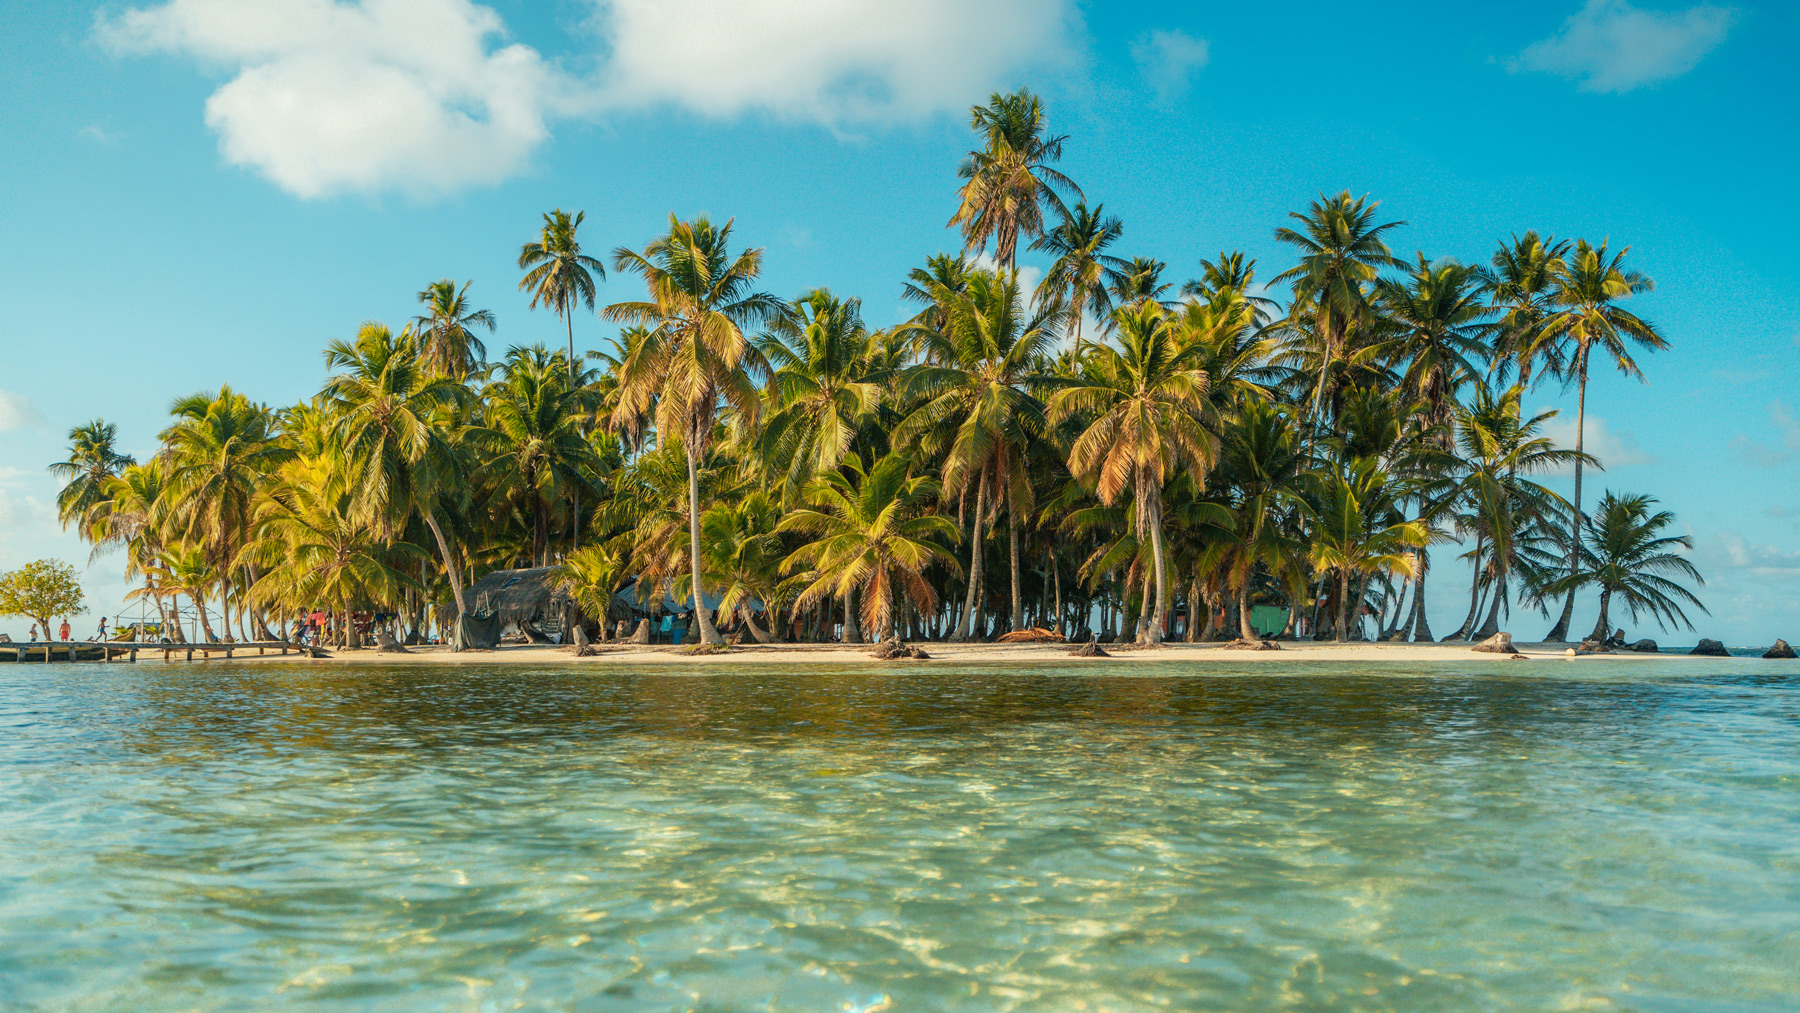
[449,567,640,644]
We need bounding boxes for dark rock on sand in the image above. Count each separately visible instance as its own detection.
[1069,638,1111,658]
[1471,632,1514,654]
[871,640,929,660]
[1689,638,1730,657]
[1762,639,1796,659]
[1576,638,1614,655]
[1629,639,1659,653]
[1222,638,1280,650]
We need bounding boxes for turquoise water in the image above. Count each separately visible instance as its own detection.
[2,661,1797,1011]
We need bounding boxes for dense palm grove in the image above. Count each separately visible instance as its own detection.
[51,89,1706,650]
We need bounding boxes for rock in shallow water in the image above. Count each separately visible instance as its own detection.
[1763,639,1796,659]
[1690,638,1730,657]
[1629,639,1659,653]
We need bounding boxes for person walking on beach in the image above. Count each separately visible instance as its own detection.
[59,619,71,642]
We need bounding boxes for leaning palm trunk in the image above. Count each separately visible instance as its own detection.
[1352,572,1373,641]
[740,605,769,644]
[1408,554,1434,641]
[685,449,724,646]
[423,510,471,651]
[1237,586,1255,641]
[1445,534,1486,641]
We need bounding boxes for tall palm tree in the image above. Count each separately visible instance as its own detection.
[1550,491,1705,641]
[413,279,495,381]
[605,215,782,645]
[1526,239,1668,641]
[780,453,961,642]
[698,491,791,643]
[1049,302,1222,643]
[948,88,1082,273]
[319,322,474,640]
[1107,257,1173,313]
[1032,202,1127,353]
[1272,192,1406,423]
[50,420,134,539]
[758,289,880,505]
[518,209,606,379]
[1217,399,1308,640]
[1486,232,1570,388]
[897,268,1056,638]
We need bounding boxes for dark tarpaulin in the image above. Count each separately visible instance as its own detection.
[450,610,501,651]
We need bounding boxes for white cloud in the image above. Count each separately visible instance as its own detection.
[1130,29,1209,102]
[97,0,1082,198]
[0,391,45,432]
[589,0,1080,124]
[1511,0,1736,93]
[78,124,122,145]
[1697,533,1800,578]
[97,0,561,198]
[1538,411,1655,472]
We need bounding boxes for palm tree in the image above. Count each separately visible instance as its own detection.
[1550,492,1705,641]
[551,542,628,639]
[1453,385,1588,640]
[518,209,606,379]
[50,420,134,539]
[1302,457,1428,641]
[413,279,495,381]
[605,215,782,645]
[1377,255,1496,435]
[897,268,1056,638]
[156,386,290,640]
[1526,239,1668,642]
[1217,399,1308,640]
[780,453,961,642]
[1486,232,1570,388]
[1032,202,1126,353]
[1272,192,1406,424]
[698,491,790,643]
[758,289,880,505]
[948,88,1082,273]
[470,346,602,567]
[1049,302,1221,643]
[1107,257,1172,313]
[319,322,475,641]
[245,458,421,649]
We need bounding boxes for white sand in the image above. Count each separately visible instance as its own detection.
[212,639,1710,666]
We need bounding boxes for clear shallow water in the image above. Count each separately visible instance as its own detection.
[2,661,1798,1011]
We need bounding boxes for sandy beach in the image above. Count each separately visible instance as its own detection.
[208,639,1733,666]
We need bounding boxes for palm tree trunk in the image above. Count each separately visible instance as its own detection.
[423,510,471,651]
[740,605,769,643]
[1446,533,1485,641]
[1588,588,1613,643]
[1051,548,1063,638]
[843,584,862,643]
[685,448,723,645]
[1475,564,1507,639]
[1237,585,1255,641]
[1352,571,1373,640]
[1408,553,1434,641]
[1546,355,1588,642]
[953,479,986,641]
[1334,568,1350,642]
[1382,577,1410,640]
[1008,504,1023,633]
[1145,500,1167,645]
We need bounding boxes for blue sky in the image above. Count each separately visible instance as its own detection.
[1,0,1796,644]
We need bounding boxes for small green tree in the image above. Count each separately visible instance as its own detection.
[0,559,87,638]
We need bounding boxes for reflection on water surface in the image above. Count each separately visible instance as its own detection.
[2,660,1797,1010]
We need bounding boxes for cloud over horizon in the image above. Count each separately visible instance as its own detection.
[1512,0,1736,93]
[98,0,1082,198]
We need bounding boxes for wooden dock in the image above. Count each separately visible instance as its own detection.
[0,640,331,663]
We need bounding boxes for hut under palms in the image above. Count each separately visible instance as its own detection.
[449,567,640,648]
